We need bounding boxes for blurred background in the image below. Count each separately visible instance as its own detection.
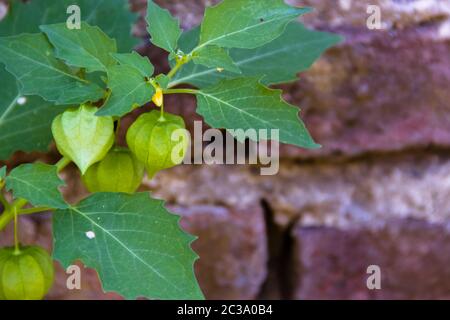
[1,0,450,299]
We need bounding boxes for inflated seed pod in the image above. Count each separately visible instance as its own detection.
[0,246,54,300]
[126,111,189,178]
[82,147,145,193]
[52,104,115,174]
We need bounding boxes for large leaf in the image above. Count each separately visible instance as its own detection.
[196,77,319,148]
[146,0,182,53]
[197,0,311,50]
[97,65,155,117]
[0,65,64,159]
[53,192,203,300]
[171,22,342,87]
[40,22,117,73]
[0,34,104,105]
[0,0,138,52]
[6,163,67,209]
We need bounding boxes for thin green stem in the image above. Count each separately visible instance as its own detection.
[18,207,52,215]
[13,207,20,254]
[167,60,184,79]
[0,209,13,231]
[163,88,199,95]
[56,156,71,173]
[0,198,28,232]
[0,192,9,211]
[167,54,193,80]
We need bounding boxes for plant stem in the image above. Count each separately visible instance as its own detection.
[13,207,20,254]
[0,198,28,232]
[167,54,193,80]
[18,207,52,215]
[163,88,199,95]
[0,192,9,211]
[0,209,13,231]
[56,156,71,173]
[167,60,184,79]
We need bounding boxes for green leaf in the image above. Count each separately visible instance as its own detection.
[6,163,67,209]
[40,22,118,73]
[196,77,319,148]
[111,52,154,77]
[97,65,155,117]
[171,22,342,87]
[198,0,311,50]
[0,0,138,52]
[193,46,241,74]
[146,0,182,53]
[53,192,203,300]
[0,34,104,105]
[0,65,64,159]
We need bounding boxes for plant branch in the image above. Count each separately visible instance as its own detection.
[13,207,20,254]
[167,54,193,80]
[163,88,199,95]
[0,192,9,211]
[18,207,53,215]
[0,198,27,232]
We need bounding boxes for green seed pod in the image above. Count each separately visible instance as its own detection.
[52,104,115,174]
[0,246,54,300]
[82,147,145,193]
[126,111,189,178]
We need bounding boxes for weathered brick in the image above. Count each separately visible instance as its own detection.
[289,219,450,299]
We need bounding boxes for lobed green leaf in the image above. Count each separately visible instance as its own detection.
[0,33,104,105]
[196,77,319,148]
[171,22,343,87]
[40,22,118,73]
[98,65,155,117]
[6,163,67,209]
[53,192,203,300]
[146,0,182,53]
[0,0,138,52]
[198,0,311,50]
[111,52,154,78]
[0,66,65,159]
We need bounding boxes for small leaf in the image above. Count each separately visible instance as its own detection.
[0,66,65,160]
[196,77,319,148]
[0,166,6,180]
[111,52,154,77]
[97,65,155,117]
[0,33,104,105]
[53,192,204,300]
[146,0,182,53]
[198,0,311,50]
[171,22,342,87]
[193,46,240,74]
[52,105,115,174]
[40,22,118,73]
[6,163,67,209]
